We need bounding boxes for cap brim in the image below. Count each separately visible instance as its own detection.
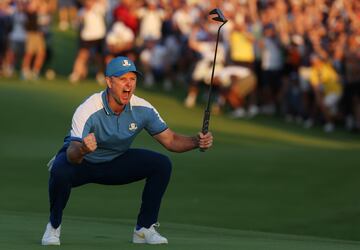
[108,70,143,78]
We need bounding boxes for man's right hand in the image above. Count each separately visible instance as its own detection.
[67,133,97,165]
[81,133,97,154]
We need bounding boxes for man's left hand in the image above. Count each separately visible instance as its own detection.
[198,132,213,150]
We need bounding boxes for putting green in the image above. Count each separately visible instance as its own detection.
[1,80,360,249]
[1,211,360,250]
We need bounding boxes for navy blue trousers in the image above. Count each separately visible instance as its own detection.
[48,148,172,229]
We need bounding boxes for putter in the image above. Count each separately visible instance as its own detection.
[200,8,227,152]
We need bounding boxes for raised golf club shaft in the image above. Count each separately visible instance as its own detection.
[200,8,227,152]
[201,24,221,135]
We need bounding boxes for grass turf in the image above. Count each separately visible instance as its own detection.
[2,211,360,250]
[0,78,360,250]
[1,28,360,249]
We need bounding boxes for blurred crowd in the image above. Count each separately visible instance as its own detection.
[0,0,359,133]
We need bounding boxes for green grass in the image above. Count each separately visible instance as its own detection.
[0,78,360,249]
[2,211,360,250]
[1,28,360,249]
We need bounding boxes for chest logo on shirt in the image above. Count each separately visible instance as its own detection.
[129,122,138,131]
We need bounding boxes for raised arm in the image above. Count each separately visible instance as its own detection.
[66,133,97,164]
[153,128,213,153]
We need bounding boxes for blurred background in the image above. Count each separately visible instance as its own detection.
[0,0,359,133]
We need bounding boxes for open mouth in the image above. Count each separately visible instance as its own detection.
[121,90,131,100]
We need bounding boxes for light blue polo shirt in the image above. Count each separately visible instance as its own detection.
[63,90,168,163]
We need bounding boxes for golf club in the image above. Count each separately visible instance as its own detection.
[200,8,227,152]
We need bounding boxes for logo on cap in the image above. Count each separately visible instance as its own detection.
[122,60,131,67]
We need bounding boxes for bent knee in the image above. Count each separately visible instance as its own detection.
[51,166,72,183]
[156,154,172,176]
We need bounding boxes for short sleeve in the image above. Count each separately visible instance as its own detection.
[69,106,92,142]
[145,107,168,136]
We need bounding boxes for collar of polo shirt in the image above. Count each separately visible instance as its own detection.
[102,89,132,115]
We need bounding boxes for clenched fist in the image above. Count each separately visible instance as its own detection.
[81,133,97,154]
[198,132,213,150]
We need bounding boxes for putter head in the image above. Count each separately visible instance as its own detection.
[209,8,227,23]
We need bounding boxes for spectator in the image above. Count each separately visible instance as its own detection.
[229,12,255,69]
[227,12,258,117]
[21,0,48,80]
[39,0,57,80]
[183,19,225,108]
[343,33,360,132]
[259,23,284,115]
[139,37,170,90]
[163,0,193,87]
[215,65,258,118]
[172,2,200,39]
[69,0,107,85]
[307,54,343,132]
[0,0,13,76]
[3,1,25,77]
[113,0,139,35]
[136,0,165,46]
[105,20,135,63]
[57,0,78,31]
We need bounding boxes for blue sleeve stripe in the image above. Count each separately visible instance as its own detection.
[63,135,82,148]
[69,136,83,142]
[149,126,168,136]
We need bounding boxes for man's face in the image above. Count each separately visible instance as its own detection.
[107,72,137,105]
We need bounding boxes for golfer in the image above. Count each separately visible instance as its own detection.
[41,56,213,245]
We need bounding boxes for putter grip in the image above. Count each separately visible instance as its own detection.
[200,110,210,152]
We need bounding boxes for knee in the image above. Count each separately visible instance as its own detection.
[50,162,73,184]
[157,154,172,177]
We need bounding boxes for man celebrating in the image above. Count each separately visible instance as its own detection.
[41,56,213,245]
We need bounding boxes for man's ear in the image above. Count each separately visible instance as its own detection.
[105,77,112,88]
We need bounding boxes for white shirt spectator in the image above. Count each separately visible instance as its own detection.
[137,6,165,42]
[80,2,107,41]
[172,6,200,37]
[106,21,134,47]
[216,66,251,87]
[192,41,225,84]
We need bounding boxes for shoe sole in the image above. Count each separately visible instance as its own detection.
[133,235,168,244]
[41,240,60,246]
[132,240,168,244]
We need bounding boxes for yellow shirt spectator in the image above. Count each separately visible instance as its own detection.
[230,31,255,63]
[309,62,342,96]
